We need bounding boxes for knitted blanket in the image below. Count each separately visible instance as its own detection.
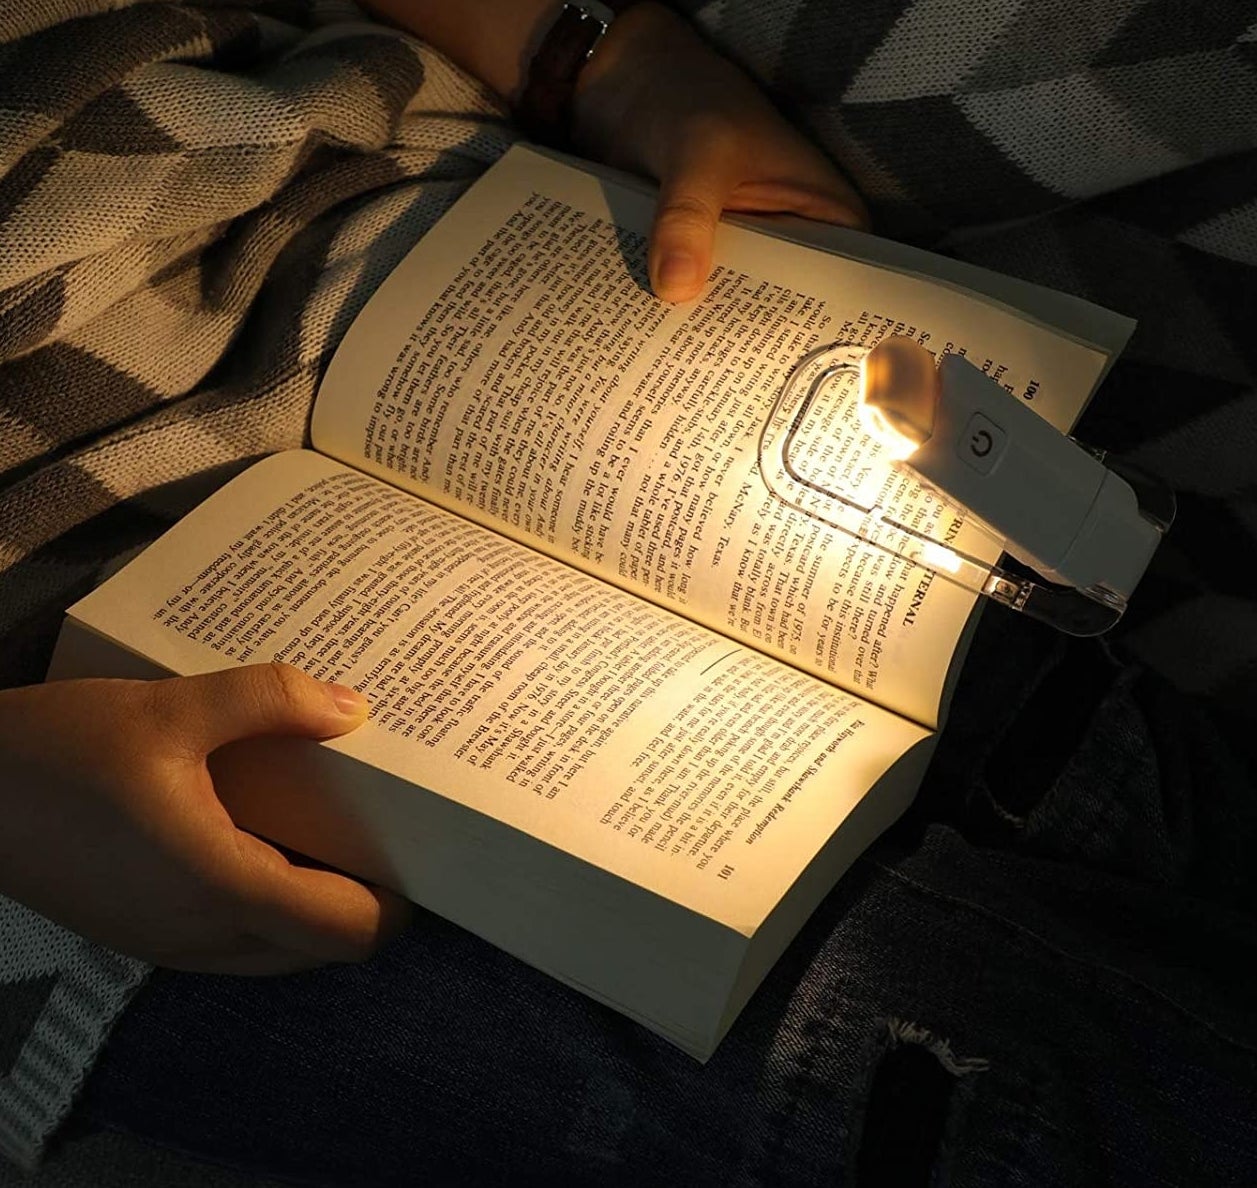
[2,0,1254,1171]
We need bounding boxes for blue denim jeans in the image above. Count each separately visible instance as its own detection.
[72,596,1257,1187]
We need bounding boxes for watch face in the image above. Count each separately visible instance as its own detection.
[573,1,616,29]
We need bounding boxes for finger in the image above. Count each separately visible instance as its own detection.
[226,830,413,963]
[152,663,370,756]
[722,177,870,229]
[648,141,743,302]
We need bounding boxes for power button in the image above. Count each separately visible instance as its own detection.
[959,412,1006,474]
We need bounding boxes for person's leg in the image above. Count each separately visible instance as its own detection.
[73,601,1257,1186]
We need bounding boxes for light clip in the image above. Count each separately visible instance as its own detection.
[758,338,1173,635]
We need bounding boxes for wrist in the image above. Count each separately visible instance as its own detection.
[572,1,681,99]
[506,0,568,107]
[516,1,680,148]
[569,2,705,159]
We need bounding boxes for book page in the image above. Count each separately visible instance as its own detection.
[726,209,1134,364]
[312,146,1111,729]
[66,450,928,932]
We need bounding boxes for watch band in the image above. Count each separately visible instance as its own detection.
[516,1,635,148]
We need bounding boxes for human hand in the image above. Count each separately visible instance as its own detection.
[571,2,869,302]
[0,665,410,974]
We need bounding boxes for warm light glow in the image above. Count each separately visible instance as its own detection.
[857,343,937,460]
[860,401,922,460]
[921,539,963,574]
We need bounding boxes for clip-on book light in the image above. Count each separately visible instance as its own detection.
[758,337,1175,636]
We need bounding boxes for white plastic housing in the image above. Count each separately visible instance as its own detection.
[861,341,1162,599]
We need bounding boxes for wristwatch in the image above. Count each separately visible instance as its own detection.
[516,1,638,148]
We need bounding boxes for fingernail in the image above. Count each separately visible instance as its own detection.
[657,252,698,297]
[328,683,368,716]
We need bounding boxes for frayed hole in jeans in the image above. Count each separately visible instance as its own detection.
[853,1019,987,1186]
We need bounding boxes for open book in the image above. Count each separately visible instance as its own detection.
[49,145,1133,1059]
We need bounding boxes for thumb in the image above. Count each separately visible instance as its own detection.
[648,148,740,303]
[154,663,369,756]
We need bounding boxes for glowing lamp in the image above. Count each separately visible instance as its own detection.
[759,337,1174,634]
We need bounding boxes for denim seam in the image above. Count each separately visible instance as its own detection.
[752,944,854,1187]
